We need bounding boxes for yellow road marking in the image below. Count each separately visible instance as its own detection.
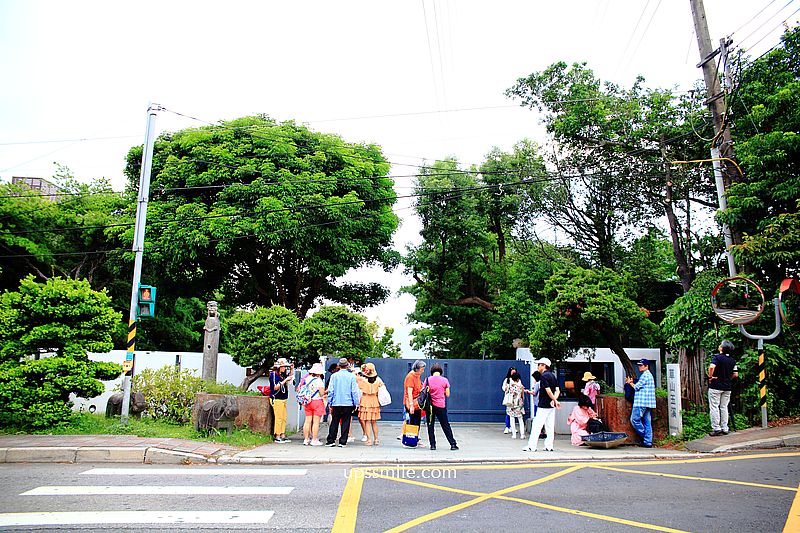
[366,472,484,497]
[494,494,689,532]
[372,471,687,532]
[784,482,800,533]
[384,466,583,533]
[331,468,364,533]
[359,450,800,472]
[594,465,798,492]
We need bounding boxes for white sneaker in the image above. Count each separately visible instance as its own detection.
[503,427,510,434]
[347,436,355,443]
[520,434,526,440]
[310,440,324,446]
[522,447,536,452]
[361,435,368,442]
[303,439,310,446]
[511,434,517,439]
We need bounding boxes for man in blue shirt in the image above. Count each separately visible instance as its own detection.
[325,358,361,447]
[626,358,656,448]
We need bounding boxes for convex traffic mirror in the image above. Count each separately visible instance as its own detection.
[711,277,765,325]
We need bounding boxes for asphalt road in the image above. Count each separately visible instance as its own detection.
[1,451,799,532]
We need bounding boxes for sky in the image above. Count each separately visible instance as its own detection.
[1,0,797,358]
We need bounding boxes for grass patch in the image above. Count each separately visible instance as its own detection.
[0,413,273,449]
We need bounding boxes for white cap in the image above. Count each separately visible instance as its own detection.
[534,357,552,367]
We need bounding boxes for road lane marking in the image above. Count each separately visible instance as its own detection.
[371,469,687,533]
[784,482,800,533]
[494,493,689,533]
[359,451,800,472]
[0,511,273,526]
[331,468,364,533]
[21,485,294,496]
[594,465,799,492]
[81,467,307,476]
[384,466,584,532]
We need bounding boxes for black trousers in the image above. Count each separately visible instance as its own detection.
[427,405,457,447]
[326,406,353,445]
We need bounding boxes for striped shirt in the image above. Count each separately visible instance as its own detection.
[632,370,656,408]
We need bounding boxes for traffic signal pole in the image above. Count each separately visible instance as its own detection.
[121,103,161,425]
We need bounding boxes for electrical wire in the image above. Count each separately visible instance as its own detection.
[735,0,797,49]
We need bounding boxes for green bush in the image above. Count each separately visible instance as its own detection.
[132,366,207,423]
[680,408,749,441]
[0,276,121,430]
[130,366,254,423]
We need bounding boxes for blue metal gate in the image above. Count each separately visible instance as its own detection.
[364,358,531,422]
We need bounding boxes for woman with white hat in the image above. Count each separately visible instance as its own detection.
[302,363,327,446]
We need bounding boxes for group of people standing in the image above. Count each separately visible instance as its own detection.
[268,357,458,451]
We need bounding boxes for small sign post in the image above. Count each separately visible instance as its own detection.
[667,364,682,437]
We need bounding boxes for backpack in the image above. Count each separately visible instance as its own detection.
[296,376,320,406]
[417,379,431,412]
[624,382,635,403]
[587,418,605,434]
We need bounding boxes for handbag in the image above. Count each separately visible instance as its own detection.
[377,384,392,406]
[417,380,430,411]
[502,391,515,407]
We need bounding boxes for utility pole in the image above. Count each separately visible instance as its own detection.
[689,0,742,243]
[120,103,161,425]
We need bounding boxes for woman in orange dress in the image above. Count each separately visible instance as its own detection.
[357,362,383,445]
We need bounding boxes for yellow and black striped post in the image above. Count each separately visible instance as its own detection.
[757,338,768,429]
[122,320,136,374]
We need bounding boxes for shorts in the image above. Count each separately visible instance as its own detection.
[304,399,325,417]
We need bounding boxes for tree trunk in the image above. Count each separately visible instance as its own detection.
[679,346,706,409]
[240,364,269,392]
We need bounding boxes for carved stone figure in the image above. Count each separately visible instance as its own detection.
[106,391,147,418]
[195,395,239,434]
[202,301,221,382]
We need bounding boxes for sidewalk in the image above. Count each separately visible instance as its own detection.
[2,422,798,465]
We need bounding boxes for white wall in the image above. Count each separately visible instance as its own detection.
[73,350,270,415]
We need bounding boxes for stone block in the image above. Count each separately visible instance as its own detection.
[76,446,146,463]
[6,446,77,463]
[145,447,206,464]
[193,393,273,434]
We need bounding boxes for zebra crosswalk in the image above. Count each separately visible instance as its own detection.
[0,466,308,528]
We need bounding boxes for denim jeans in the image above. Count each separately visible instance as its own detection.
[630,406,652,446]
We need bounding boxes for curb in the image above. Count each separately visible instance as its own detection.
[216,452,704,465]
[0,446,215,465]
[686,433,800,453]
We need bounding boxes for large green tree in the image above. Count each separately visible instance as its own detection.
[223,304,302,390]
[0,167,126,293]
[725,26,800,285]
[122,115,399,318]
[301,305,373,366]
[0,276,121,428]
[526,264,659,377]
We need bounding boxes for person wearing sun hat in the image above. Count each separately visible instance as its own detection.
[356,362,384,445]
[581,370,600,408]
[301,363,327,446]
[269,357,294,443]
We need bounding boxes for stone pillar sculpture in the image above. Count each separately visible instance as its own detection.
[202,301,221,382]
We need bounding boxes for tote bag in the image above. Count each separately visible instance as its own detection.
[377,384,392,406]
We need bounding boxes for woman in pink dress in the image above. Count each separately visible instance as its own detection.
[568,394,599,446]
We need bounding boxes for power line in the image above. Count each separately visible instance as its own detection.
[730,0,782,37]
[735,0,798,49]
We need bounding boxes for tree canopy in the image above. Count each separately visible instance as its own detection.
[122,116,399,318]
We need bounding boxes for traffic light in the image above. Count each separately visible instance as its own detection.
[137,285,156,319]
